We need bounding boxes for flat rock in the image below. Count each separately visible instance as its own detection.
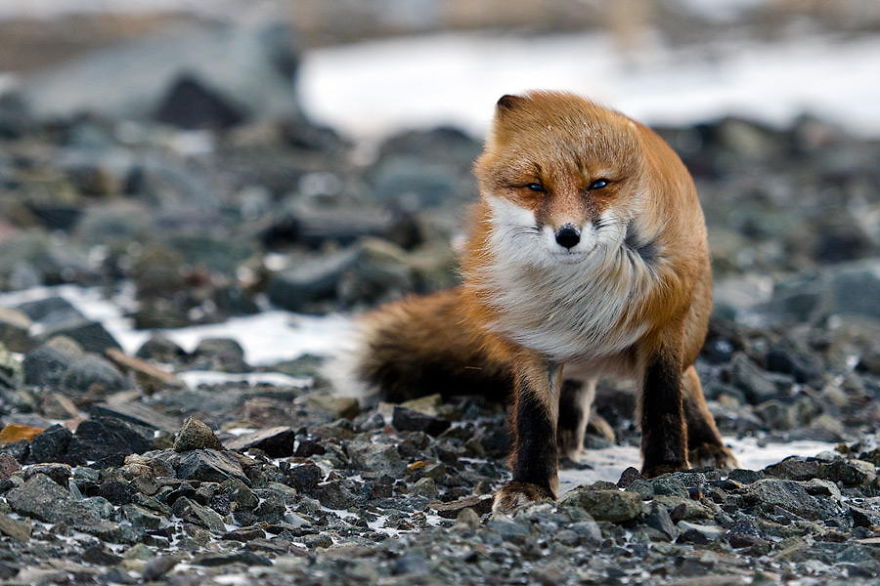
[392,406,451,436]
[91,401,180,433]
[225,426,295,457]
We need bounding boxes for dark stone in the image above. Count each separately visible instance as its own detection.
[135,335,188,364]
[645,502,677,540]
[82,546,123,566]
[30,424,76,464]
[617,467,643,489]
[226,426,295,457]
[171,496,226,532]
[16,296,83,323]
[69,417,153,463]
[38,320,121,354]
[286,462,323,492]
[155,74,246,130]
[392,407,451,436]
[315,480,359,509]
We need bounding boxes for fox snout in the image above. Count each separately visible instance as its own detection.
[554,224,581,249]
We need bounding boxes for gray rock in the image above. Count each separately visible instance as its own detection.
[175,449,250,485]
[16,296,83,324]
[20,20,302,124]
[171,496,226,533]
[6,473,99,525]
[560,488,643,522]
[173,418,224,452]
[0,342,23,391]
[191,338,247,372]
[91,402,180,434]
[347,439,406,479]
[60,355,127,393]
[0,513,32,542]
[728,352,778,403]
[645,502,678,541]
[23,344,78,387]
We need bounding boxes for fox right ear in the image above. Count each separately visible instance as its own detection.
[496,94,522,110]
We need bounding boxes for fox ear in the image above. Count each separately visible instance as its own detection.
[496,94,522,111]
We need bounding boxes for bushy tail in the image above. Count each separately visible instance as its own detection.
[348,286,511,403]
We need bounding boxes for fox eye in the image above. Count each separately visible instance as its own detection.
[588,178,610,190]
[526,183,545,192]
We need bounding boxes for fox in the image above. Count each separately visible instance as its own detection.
[354,91,738,513]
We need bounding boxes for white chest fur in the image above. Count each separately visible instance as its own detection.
[469,196,659,362]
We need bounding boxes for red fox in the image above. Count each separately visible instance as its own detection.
[355,91,737,513]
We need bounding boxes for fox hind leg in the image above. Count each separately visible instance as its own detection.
[556,377,597,463]
[682,365,739,469]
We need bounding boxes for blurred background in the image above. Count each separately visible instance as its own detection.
[1,0,880,437]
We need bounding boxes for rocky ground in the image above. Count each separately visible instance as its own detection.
[2,17,880,586]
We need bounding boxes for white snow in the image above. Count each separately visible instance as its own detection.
[557,437,838,494]
[0,285,355,367]
[300,31,880,141]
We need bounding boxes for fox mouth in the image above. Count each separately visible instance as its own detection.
[553,247,594,264]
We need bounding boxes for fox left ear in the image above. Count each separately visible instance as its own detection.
[496,94,522,110]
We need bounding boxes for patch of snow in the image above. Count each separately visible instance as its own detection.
[300,31,880,140]
[178,370,311,389]
[558,437,838,493]
[0,285,355,367]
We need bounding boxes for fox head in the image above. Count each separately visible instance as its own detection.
[474,91,659,267]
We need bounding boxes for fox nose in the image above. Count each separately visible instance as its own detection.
[555,224,581,249]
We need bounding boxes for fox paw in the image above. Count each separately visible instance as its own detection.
[641,460,689,478]
[492,482,554,514]
[689,443,740,470]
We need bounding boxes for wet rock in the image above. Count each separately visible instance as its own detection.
[0,307,32,352]
[560,488,643,522]
[225,426,295,457]
[173,418,224,452]
[69,417,153,464]
[392,406,451,436]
